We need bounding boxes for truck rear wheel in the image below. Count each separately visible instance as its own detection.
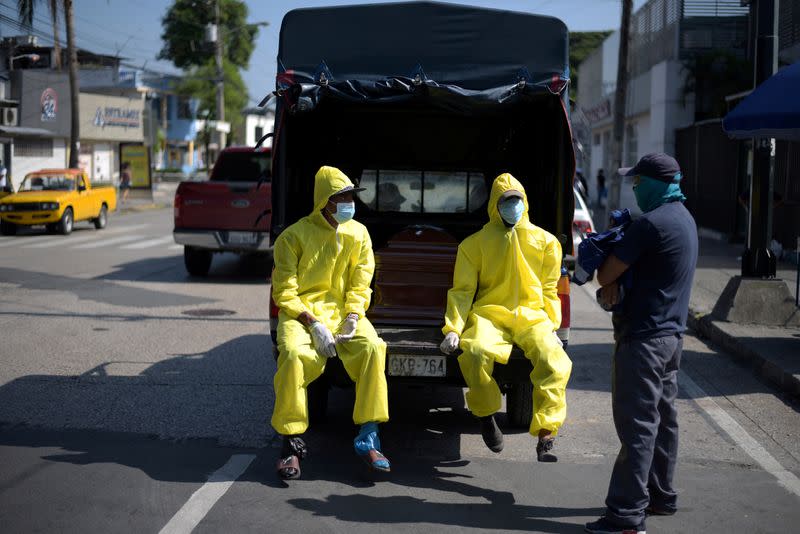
[506,382,533,428]
[0,220,16,235]
[184,246,212,277]
[57,207,73,235]
[93,204,108,229]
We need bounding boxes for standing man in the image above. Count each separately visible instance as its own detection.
[119,162,132,206]
[585,153,698,534]
[440,173,572,462]
[596,169,607,208]
[271,165,390,480]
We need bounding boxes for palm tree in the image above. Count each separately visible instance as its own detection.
[16,1,60,69]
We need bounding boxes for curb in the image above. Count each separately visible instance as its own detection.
[116,202,171,214]
[687,311,800,397]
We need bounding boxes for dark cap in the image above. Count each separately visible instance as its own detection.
[618,153,681,183]
[499,190,524,201]
[331,185,366,197]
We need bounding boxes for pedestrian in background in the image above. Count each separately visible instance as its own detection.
[119,162,132,206]
[585,153,698,534]
[596,169,607,208]
[0,166,11,193]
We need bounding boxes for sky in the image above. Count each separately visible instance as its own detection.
[0,0,648,105]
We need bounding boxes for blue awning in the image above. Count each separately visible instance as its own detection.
[722,61,800,141]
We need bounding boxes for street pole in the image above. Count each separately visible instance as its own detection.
[215,0,226,150]
[742,0,778,278]
[608,0,632,221]
[65,0,80,169]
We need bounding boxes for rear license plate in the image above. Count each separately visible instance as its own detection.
[388,355,446,377]
[228,231,258,245]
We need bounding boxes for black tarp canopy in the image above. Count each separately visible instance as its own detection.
[276,1,569,92]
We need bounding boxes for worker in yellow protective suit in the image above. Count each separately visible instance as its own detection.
[271,166,390,480]
[440,173,572,462]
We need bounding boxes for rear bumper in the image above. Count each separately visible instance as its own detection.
[173,229,271,252]
[269,323,568,387]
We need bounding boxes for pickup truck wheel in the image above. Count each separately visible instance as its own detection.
[93,204,108,229]
[0,220,16,236]
[506,382,534,428]
[57,207,73,235]
[184,246,212,277]
[307,378,329,424]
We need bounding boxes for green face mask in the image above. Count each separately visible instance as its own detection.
[633,174,686,212]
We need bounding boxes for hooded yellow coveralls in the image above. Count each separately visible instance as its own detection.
[443,173,572,436]
[271,166,389,436]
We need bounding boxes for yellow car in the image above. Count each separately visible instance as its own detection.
[0,169,117,235]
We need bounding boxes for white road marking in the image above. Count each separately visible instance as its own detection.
[21,224,150,248]
[169,244,182,250]
[680,370,800,497]
[72,234,146,249]
[159,454,256,534]
[120,236,174,249]
[0,235,64,248]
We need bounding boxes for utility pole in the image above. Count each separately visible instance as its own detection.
[607,0,633,219]
[65,0,79,169]
[742,0,779,278]
[214,0,226,150]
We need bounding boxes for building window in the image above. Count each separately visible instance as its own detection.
[625,124,638,166]
[176,98,192,119]
[593,133,601,146]
[14,138,53,158]
[254,126,264,142]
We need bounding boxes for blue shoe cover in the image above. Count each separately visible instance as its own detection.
[354,422,390,470]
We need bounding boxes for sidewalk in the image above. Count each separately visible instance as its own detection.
[690,236,800,396]
[116,182,177,213]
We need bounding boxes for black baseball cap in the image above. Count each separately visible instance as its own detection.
[618,153,681,183]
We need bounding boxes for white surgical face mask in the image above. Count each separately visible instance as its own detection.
[498,197,524,225]
[331,201,355,223]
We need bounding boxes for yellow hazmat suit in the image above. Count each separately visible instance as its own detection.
[443,173,572,436]
[271,166,389,436]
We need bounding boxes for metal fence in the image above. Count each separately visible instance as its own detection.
[630,0,750,77]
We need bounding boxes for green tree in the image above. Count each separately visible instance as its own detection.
[178,59,248,143]
[682,49,752,121]
[158,0,258,69]
[569,31,613,99]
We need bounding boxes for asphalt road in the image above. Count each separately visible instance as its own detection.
[0,208,798,533]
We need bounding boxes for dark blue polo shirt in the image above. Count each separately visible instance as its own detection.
[611,201,698,340]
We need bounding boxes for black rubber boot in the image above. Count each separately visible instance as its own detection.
[480,415,504,453]
[536,436,557,462]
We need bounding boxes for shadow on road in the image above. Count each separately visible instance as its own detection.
[99,253,272,285]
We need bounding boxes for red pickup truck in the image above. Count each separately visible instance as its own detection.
[173,146,272,276]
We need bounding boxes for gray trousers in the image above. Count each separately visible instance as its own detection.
[605,334,682,527]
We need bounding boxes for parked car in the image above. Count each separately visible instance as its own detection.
[566,187,596,269]
[268,2,575,427]
[0,169,116,236]
[173,146,272,276]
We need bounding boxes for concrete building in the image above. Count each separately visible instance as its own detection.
[240,106,275,148]
[575,0,750,209]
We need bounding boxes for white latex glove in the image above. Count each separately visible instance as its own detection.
[309,321,337,358]
[335,313,359,344]
[440,332,460,355]
[553,332,564,348]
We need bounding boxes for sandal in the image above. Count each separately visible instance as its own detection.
[360,448,391,472]
[277,454,301,480]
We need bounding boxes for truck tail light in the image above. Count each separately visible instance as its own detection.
[269,288,280,319]
[557,267,570,346]
[173,191,182,224]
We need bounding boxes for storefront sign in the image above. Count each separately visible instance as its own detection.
[40,88,57,122]
[121,143,151,188]
[93,106,141,129]
[582,99,611,123]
